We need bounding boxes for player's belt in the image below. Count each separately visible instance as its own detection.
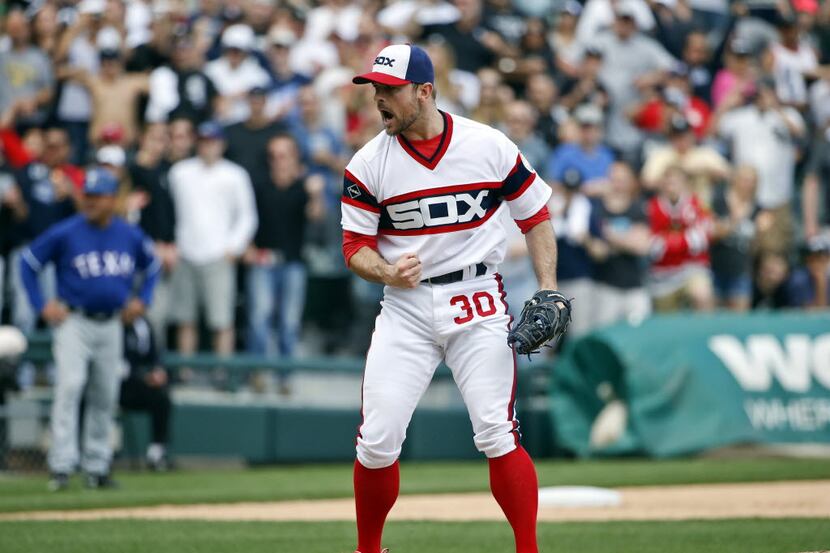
[422,262,488,285]
[69,306,117,321]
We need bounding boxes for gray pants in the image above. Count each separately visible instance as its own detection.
[170,258,236,330]
[48,314,123,475]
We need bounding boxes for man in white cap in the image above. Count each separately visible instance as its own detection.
[167,121,258,356]
[341,43,570,553]
[204,24,270,124]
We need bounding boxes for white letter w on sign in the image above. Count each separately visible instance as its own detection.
[708,334,814,392]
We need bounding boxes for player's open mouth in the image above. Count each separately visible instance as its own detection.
[380,109,394,123]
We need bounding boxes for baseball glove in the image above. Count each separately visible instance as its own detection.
[507,290,572,355]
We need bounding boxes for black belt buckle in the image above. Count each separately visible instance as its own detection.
[423,263,487,285]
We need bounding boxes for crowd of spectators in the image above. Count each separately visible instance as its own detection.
[0,0,829,363]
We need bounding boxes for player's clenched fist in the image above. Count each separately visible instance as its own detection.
[384,253,422,288]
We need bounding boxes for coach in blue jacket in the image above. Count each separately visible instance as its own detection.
[20,167,160,491]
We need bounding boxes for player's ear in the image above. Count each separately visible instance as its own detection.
[417,82,433,102]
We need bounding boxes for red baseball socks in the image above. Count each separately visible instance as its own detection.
[489,446,539,553]
[354,448,538,553]
[354,459,399,553]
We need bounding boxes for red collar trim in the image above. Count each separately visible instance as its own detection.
[397,111,453,171]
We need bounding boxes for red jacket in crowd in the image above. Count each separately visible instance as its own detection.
[648,194,712,271]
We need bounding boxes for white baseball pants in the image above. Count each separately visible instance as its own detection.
[357,273,520,469]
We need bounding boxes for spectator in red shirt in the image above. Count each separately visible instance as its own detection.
[647,165,715,312]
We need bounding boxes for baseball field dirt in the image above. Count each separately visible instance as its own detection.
[3,479,829,522]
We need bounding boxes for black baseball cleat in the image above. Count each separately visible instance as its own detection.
[84,473,119,490]
[48,473,69,492]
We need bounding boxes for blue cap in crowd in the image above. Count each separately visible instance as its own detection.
[83,167,120,196]
[197,120,226,140]
[353,44,434,86]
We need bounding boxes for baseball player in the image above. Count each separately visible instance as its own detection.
[19,167,160,491]
[341,44,571,553]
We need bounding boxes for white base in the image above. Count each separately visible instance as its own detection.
[538,486,622,508]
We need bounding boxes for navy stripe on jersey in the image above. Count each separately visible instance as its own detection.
[342,170,380,214]
[379,182,501,235]
[502,154,535,200]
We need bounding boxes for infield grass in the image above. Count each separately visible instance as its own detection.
[2,457,830,513]
[2,519,829,553]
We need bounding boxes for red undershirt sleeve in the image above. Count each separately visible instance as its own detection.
[514,205,550,234]
[342,230,378,267]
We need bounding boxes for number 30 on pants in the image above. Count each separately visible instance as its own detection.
[450,292,497,325]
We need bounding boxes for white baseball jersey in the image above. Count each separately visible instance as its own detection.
[341,112,551,278]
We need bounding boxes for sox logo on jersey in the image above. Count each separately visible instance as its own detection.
[386,189,492,230]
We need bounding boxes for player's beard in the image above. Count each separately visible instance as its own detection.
[385,99,421,137]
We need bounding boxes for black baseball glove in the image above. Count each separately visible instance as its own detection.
[507,290,572,355]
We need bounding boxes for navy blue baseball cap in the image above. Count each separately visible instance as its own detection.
[83,167,120,196]
[353,44,434,86]
[197,120,226,140]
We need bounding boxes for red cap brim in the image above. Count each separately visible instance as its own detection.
[352,71,411,85]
